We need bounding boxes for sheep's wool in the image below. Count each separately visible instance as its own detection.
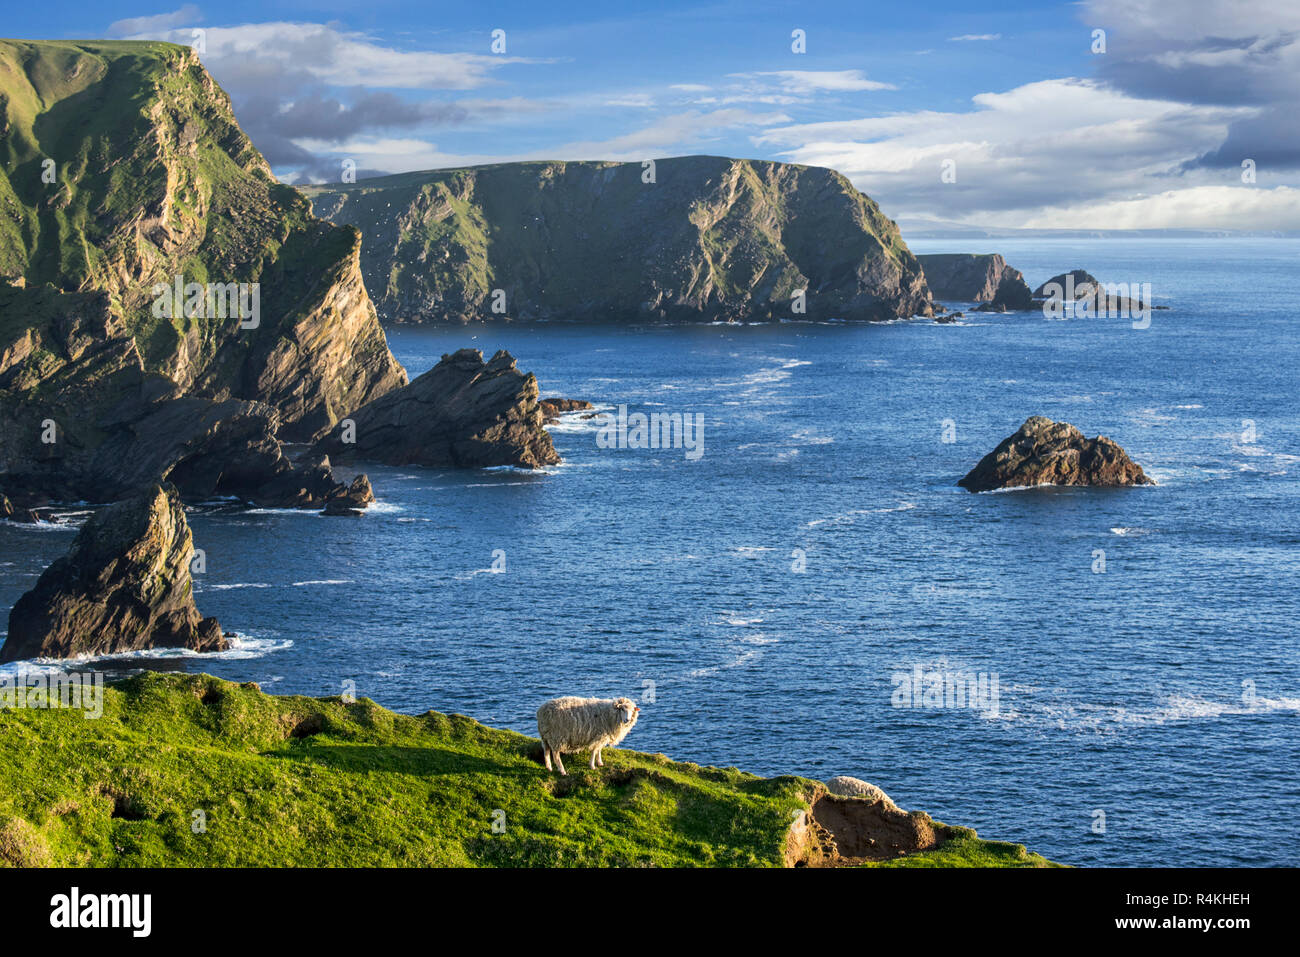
[825,776,899,808]
[537,696,639,755]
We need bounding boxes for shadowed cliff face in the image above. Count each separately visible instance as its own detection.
[0,39,405,461]
[917,254,1033,309]
[1,484,224,662]
[303,156,933,324]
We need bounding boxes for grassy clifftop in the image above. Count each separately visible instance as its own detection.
[302,156,932,324]
[0,673,1056,867]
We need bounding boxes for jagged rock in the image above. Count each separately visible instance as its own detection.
[825,777,900,809]
[316,349,560,469]
[1,492,40,524]
[934,312,963,324]
[320,476,373,516]
[303,156,933,323]
[959,416,1153,492]
[539,398,595,422]
[918,254,1033,309]
[0,485,226,662]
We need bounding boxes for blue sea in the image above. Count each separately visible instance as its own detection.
[3,237,1298,867]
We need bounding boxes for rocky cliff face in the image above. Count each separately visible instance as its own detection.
[316,349,560,469]
[917,254,1032,309]
[959,417,1153,492]
[1,484,225,662]
[0,40,406,503]
[302,156,932,324]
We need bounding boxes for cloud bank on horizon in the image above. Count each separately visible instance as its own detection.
[94,0,1300,231]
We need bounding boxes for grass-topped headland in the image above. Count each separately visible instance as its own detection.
[0,673,1058,867]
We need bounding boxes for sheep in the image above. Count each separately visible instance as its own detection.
[536,696,640,775]
[825,776,900,809]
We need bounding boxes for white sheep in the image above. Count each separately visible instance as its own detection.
[536,696,640,775]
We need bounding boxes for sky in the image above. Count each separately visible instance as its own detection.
[8,0,1300,230]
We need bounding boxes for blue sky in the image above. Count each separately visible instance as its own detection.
[9,1,1300,229]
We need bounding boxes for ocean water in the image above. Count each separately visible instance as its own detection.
[2,237,1298,867]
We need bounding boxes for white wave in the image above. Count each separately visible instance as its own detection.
[290,579,354,587]
[201,582,273,591]
[724,617,764,626]
[1109,527,1152,536]
[0,632,292,671]
[1,519,77,532]
[790,429,833,445]
[364,500,403,514]
[806,502,915,527]
[733,546,774,554]
[454,567,506,580]
[682,647,765,680]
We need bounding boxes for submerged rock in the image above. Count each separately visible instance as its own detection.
[1,485,226,662]
[917,254,1033,310]
[539,398,595,422]
[316,349,560,469]
[959,416,1153,492]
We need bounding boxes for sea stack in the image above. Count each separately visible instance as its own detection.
[958,417,1153,492]
[1,484,226,662]
[316,349,560,469]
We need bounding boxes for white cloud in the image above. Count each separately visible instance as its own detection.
[107,5,201,37]
[948,34,1001,42]
[1019,185,1300,230]
[119,20,532,90]
[753,78,1271,228]
[739,70,897,93]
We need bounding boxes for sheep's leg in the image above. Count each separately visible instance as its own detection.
[590,747,601,770]
[553,750,567,775]
[595,747,604,768]
[542,744,553,772]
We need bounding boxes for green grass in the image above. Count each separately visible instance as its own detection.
[0,672,1058,868]
[862,825,1062,868]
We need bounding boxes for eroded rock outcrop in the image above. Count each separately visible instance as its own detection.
[1,485,226,662]
[316,349,560,469]
[917,254,1032,309]
[0,41,405,506]
[959,416,1153,492]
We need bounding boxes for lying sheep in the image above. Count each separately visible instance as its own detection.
[825,776,899,809]
[536,696,640,775]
